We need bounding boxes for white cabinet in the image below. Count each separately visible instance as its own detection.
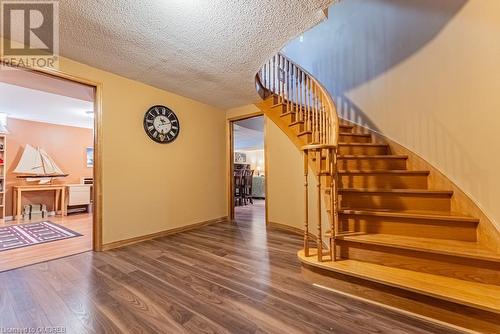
[66,184,91,206]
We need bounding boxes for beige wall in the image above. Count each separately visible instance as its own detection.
[226,105,262,120]
[283,0,500,231]
[266,118,304,229]
[6,118,93,216]
[64,57,227,244]
[2,41,227,245]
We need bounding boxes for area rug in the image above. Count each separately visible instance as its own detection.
[0,221,82,252]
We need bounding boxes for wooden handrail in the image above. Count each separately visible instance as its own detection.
[256,53,339,147]
[256,53,340,262]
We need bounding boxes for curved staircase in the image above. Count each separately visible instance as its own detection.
[255,54,500,333]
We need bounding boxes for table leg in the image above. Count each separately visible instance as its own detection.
[16,190,22,221]
[61,188,66,216]
[12,189,16,220]
[55,189,60,215]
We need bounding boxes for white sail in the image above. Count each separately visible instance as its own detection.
[14,145,65,176]
[39,148,64,175]
[13,144,44,175]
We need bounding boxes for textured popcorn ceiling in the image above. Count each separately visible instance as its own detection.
[58,0,333,109]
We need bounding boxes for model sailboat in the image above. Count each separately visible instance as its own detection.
[14,145,68,184]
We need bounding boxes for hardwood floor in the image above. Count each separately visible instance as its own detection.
[235,199,266,223]
[0,213,92,272]
[0,206,465,333]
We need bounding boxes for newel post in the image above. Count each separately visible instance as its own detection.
[315,149,323,262]
[329,147,339,261]
[303,150,309,257]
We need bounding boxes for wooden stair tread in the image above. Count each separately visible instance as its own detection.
[289,120,304,126]
[338,155,408,159]
[339,188,453,195]
[339,209,479,223]
[339,133,371,137]
[339,143,388,147]
[338,170,429,175]
[298,130,312,135]
[336,234,500,262]
[279,111,294,117]
[298,250,500,314]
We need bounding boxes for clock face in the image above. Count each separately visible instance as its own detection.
[143,105,180,144]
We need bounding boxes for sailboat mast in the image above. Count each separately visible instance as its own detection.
[39,148,48,175]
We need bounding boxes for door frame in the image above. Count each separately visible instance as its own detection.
[227,112,268,223]
[1,62,104,251]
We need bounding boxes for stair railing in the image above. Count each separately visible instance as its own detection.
[256,53,340,262]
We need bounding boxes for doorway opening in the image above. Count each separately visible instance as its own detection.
[0,65,100,271]
[229,115,266,225]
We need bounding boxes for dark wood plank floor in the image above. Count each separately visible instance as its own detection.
[0,201,464,333]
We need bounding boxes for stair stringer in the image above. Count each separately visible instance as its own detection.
[255,99,306,150]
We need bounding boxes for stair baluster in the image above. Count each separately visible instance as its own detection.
[255,52,340,264]
[303,151,309,257]
[330,147,339,261]
[315,148,323,262]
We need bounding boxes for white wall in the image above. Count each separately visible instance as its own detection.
[283,0,500,231]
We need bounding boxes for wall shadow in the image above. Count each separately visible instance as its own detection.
[283,0,468,125]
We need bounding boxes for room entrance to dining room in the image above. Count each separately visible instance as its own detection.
[229,115,267,224]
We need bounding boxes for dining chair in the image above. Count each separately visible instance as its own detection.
[234,169,244,206]
[242,168,255,205]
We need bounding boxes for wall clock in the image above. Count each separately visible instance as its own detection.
[143,105,180,144]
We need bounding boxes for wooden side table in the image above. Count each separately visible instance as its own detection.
[12,185,67,220]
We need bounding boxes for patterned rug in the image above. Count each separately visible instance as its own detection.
[0,221,82,252]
